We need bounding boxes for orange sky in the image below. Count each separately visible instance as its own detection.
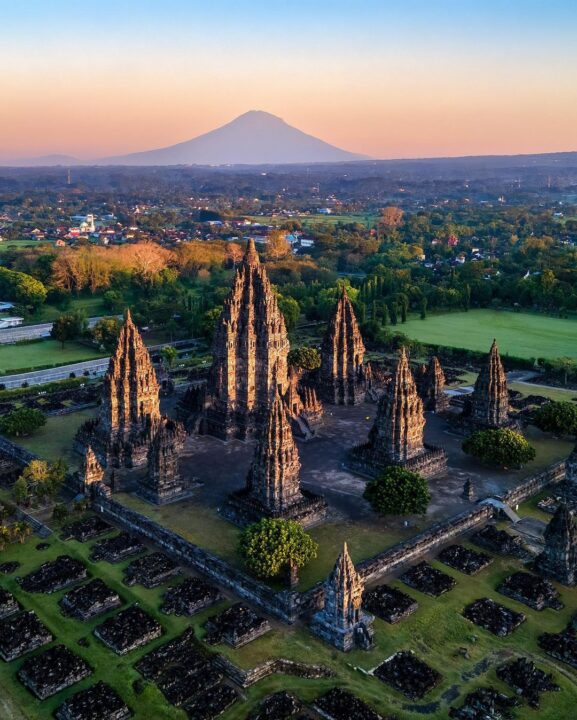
[1,1,576,160]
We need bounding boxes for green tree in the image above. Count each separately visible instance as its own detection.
[0,407,46,437]
[463,429,536,468]
[201,307,222,341]
[534,401,577,436]
[287,346,321,371]
[239,518,318,579]
[161,345,178,369]
[91,316,122,350]
[364,466,431,515]
[50,310,87,348]
[277,296,300,332]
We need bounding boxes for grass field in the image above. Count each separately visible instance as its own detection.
[33,296,108,324]
[402,309,577,360]
[0,340,104,374]
[1,512,576,720]
[248,213,378,228]
[17,409,96,469]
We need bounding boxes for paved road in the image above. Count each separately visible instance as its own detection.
[0,316,116,344]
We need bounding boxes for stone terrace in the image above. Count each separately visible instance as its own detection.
[374,650,441,700]
[123,551,180,588]
[90,532,146,563]
[161,576,222,616]
[400,561,456,597]
[437,544,493,575]
[463,598,526,636]
[17,644,92,700]
[61,515,113,543]
[313,687,389,720]
[0,610,53,661]
[362,584,418,624]
[55,681,132,720]
[94,605,163,655]
[498,571,563,611]
[204,603,271,648]
[18,554,87,593]
[60,578,123,621]
[0,588,19,620]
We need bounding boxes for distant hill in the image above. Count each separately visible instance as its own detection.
[0,154,80,167]
[98,110,367,166]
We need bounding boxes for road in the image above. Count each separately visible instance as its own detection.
[0,316,116,344]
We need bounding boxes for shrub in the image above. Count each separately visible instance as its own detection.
[0,407,46,437]
[364,466,431,515]
[463,428,536,468]
[534,401,577,436]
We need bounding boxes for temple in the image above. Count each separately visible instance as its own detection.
[417,356,449,412]
[534,504,577,586]
[284,367,323,439]
[76,445,105,495]
[75,310,161,469]
[137,417,191,505]
[310,542,374,651]
[347,348,447,479]
[467,340,510,429]
[320,287,368,405]
[202,240,290,440]
[223,391,327,527]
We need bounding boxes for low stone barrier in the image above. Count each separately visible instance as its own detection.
[501,461,565,507]
[213,654,332,688]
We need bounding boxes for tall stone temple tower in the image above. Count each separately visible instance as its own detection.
[138,417,189,505]
[565,444,577,486]
[417,356,449,412]
[203,239,290,440]
[534,504,577,586]
[75,310,161,469]
[311,542,374,651]
[347,348,447,478]
[76,445,105,495]
[468,340,509,429]
[224,391,327,527]
[320,287,368,405]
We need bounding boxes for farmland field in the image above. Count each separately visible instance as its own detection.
[401,309,577,360]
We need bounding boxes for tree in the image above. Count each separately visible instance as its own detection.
[277,296,300,332]
[13,459,65,506]
[201,307,222,341]
[287,346,321,371]
[161,345,178,369]
[239,518,318,579]
[91,316,122,350]
[534,401,577,437]
[463,429,536,468]
[0,407,46,437]
[266,230,291,260]
[50,310,87,348]
[364,466,431,516]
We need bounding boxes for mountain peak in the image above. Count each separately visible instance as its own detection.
[99,111,367,166]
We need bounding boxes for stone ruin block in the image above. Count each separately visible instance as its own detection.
[472,525,521,556]
[437,544,493,576]
[374,650,441,700]
[135,628,221,706]
[400,561,456,597]
[123,551,181,589]
[498,571,563,611]
[313,688,389,720]
[94,605,163,655]
[250,691,304,720]
[449,687,519,719]
[61,515,113,543]
[539,628,577,669]
[496,657,560,709]
[18,555,87,594]
[0,610,53,661]
[60,579,123,621]
[91,532,146,564]
[0,588,19,620]
[161,576,222,616]
[362,584,418,624]
[182,683,239,720]
[17,644,92,699]
[55,681,132,720]
[463,598,526,637]
[203,603,271,648]
[0,561,20,574]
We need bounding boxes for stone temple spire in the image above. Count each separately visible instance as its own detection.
[224,391,327,527]
[138,417,188,505]
[418,356,449,412]
[320,286,367,405]
[75,310,161,469]
[470,339,509,429]
[245,391,302,513]
[534,504,577,586]
[203,240,290,440]
[78,445,104,494]
[347,348,447,478]
[311,542,374,651]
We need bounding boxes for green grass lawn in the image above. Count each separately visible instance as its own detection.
[401,309,577,360]
[32,296,108,324]
[16,409,96,469]
[0,340,104,374]
[2,513,576,720]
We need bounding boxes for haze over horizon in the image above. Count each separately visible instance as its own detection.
[2,0,577,161]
